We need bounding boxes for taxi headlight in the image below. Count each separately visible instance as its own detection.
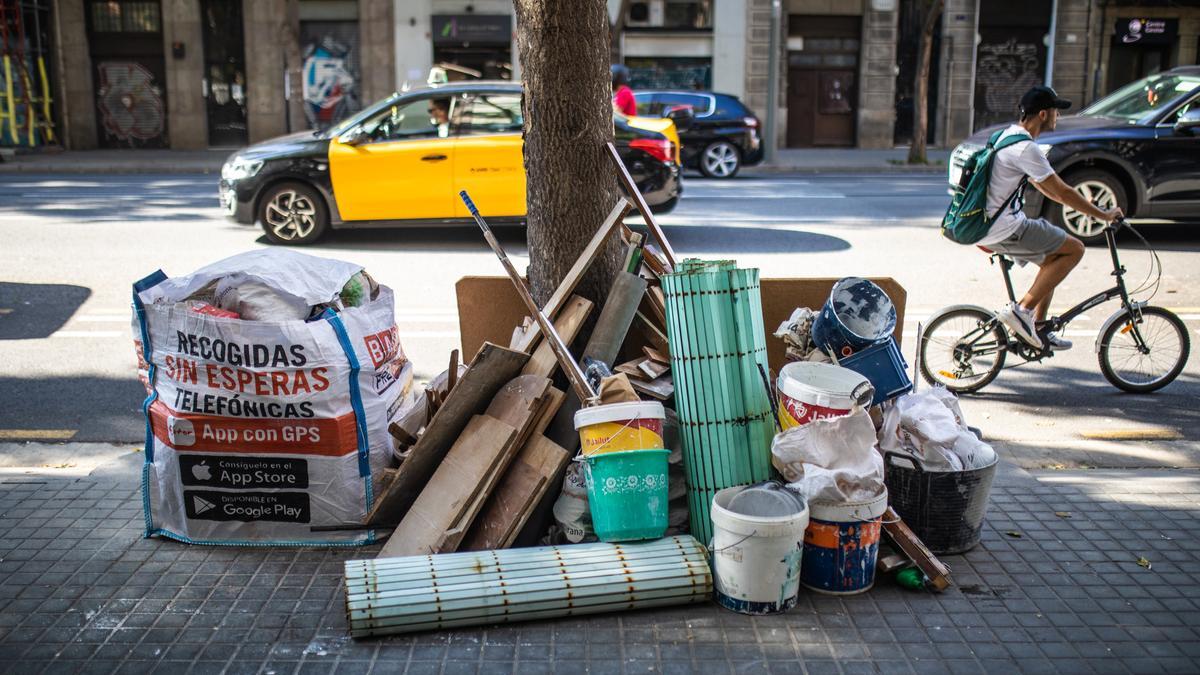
[222,157,263,181]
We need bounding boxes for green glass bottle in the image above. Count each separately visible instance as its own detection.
[895,567,925,590]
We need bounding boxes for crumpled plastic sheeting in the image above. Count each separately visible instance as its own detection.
[771,409,885,503]
[878,387,997,471]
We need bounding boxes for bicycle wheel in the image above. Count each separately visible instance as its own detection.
[918,307,1009,393]
[1098,305,1190,393]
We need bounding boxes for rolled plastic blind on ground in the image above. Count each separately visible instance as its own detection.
[662,260,773,544]
[344,536,711,637]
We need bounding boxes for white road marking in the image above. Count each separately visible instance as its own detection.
[51,330,124,338]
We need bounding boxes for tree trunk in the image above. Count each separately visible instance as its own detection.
[514,0,623,307]
[907,0,943,164]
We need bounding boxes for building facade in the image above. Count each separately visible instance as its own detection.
[5,0,1198,152]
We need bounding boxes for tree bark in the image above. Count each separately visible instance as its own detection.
[907,0,943,164]
[514,0,623,307]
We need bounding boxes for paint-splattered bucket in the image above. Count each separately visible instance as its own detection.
[582,449,670,542]
[575,401,665,456]
[811,277,897,358]
[711,484,809,614]
[776,362,874,431]
[800,489,888,595]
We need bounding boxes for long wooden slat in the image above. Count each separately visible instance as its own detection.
[512,199,632,353]
[367,343,528,526]
[379,415,518,558]
[606,141,677,269]
[520,295,593,379]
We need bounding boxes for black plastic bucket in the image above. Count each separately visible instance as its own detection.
[883,451,998,555]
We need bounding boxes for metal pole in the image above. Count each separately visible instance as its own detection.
[459,190,597,405]
[1044,0,1059,88]
[764,0,782,165]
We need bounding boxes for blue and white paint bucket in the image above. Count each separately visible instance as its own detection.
[812,277,897,358]
[800,490,889,595]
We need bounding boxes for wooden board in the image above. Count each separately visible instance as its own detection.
[630,373,674,401]
[378,415,517,557]
[638,360,669,380]
[512,200,631,353]
[615,358,650,381]
[882,507,952,591]
[366,343,528,526]
[520,295,593,379]
[456,277,908,377]
[459,389,569,552]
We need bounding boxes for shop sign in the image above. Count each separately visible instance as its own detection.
[432,14,512,44]
[1115,18,1178,46]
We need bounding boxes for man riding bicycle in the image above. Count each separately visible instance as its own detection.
[984,86,1123,351]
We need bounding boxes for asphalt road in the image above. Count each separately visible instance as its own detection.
[1,172,1197,453]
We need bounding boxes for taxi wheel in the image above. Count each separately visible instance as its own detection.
[258,182,329,246]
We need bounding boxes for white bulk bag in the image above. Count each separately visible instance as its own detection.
[131,250,416,545]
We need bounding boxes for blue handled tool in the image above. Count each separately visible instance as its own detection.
[458,190,597,404]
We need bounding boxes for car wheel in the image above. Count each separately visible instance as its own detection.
[649,195,679,215]
[1049,169,1127,244]
[257,182,329,246]
[699,141,741,178]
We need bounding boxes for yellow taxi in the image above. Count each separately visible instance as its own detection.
[219,81,682,245]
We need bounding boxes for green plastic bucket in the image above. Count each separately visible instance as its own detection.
[582,449,670,542]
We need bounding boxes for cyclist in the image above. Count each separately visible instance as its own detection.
[983,86,1123,351]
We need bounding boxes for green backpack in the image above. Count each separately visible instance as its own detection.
[941,129,1032,245]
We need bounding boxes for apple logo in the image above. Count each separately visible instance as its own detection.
[191,461,212,481]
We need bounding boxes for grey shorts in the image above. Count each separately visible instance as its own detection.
[987,218,1068,265]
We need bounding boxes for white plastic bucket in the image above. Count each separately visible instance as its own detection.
[776,362,873,430]
[574,401,665,456]
[710,485,810,614]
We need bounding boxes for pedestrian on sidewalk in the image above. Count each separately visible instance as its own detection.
[612,65,637,117]
[985,85,1123,351]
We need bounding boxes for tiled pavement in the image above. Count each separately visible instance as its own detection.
[1,463,1198,674]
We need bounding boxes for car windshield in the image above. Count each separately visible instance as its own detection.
[1081,73,1200,122]
[320,95,405,138]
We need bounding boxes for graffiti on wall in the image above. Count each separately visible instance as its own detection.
[975,38,1042,128]
[96,61,166,143]
[301,29,361,130]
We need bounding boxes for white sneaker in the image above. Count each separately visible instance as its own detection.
[997,302,1043,349]
[1045,332,1073,351]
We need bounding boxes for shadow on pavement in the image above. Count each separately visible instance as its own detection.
[0,375,146,443]
[960,362,1200,438]
[284,222,851,256]
[0,283,91,339]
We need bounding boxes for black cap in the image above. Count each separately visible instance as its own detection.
[1020,85,1072,117]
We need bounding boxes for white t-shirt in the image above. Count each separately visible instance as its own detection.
[978,124,1056,246]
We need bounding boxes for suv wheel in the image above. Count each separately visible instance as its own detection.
[258,182,329,246]
[700,141,741,178]
[1049,169,1126,244]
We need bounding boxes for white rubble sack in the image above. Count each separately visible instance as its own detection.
[770,409,885,503]
[878,387,997,472]
[132,250,417,545]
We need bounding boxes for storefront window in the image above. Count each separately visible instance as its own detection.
[90,1,161,33]
[664,1,712,29]
[626,57,712,90]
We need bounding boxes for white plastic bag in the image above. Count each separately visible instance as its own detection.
[132,250,416,546]
[551,461,595,543]
[878,388,996,471]
[770,410,884,503]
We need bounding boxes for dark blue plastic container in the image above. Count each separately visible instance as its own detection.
[838,337,912,406]
[811,277,897,358]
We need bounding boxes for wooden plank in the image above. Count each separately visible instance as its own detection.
[643,346,669,364]
[460,390,569,551]
[520,295,593,379]
[615,358,650,381]
[882,507,952,591]
[512,199,631,353]
[437,378,555,553]
[378,415,518,557]
[605,142,677,268]
[638,360,669,380]
[366,343,528,526]
[630,373,674,401]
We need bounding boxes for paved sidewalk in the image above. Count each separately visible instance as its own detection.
[747,148,951,175]
[0,150,228,175]
[1,455,1197,674]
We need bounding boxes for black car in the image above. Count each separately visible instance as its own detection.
[634,90,763,178]
[950,67,1200,242]
[219,81,681,245]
